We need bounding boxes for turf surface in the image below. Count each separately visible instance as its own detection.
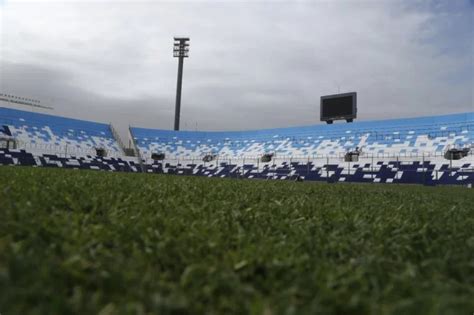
[0,166,473,315]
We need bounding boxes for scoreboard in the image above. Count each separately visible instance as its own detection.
[320,92,357,124]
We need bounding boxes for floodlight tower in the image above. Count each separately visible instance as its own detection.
[173,37,190,131]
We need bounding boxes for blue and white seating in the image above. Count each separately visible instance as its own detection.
[0,107,122,156]
[1,105,472,186]
[0,148,139,172]
[140,158,473,185]
[131,113,473,159]
[1,147,471,185]
[131,112,473,185]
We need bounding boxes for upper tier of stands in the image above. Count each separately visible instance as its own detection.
[131,112,474,158]
[0,107,122,156]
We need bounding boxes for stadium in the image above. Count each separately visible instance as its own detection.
[1,1,473,315]
[0,105,473,185]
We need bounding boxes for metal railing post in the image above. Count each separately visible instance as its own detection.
[326,156,329,182]
[371,156,374,181]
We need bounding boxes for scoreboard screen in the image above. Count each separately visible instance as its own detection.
[320,92,357,123]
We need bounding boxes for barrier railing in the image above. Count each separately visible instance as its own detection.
[141,149,473,162]
[4,140,124,158]
[144,153,473,170]
[3,139,471,164]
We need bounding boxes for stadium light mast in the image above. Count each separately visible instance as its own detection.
[173,37,190,131]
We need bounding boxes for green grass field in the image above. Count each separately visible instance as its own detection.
[0,167,473,315]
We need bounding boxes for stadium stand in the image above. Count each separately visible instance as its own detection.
[0,148,139,172]
[0,107,123,157]
[132,113,473,158]
[132,112,474,185]
[0,105,472,185]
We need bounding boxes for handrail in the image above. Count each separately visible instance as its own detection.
[135,149,473,161]
[141,150,473,163]
[8,139,123,158]
[109,123,126,155]
[128,126,145,172]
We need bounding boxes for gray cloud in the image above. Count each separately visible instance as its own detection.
[1,0,472,139]
[0,62,173,139]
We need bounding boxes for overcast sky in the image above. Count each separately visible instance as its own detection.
[0,0,473,137]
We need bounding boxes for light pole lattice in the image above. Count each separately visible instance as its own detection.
[173,37,190,131]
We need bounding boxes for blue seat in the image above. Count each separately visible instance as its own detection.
[0,107,121,156]
[131,112,473,159]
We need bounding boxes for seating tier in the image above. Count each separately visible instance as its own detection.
[0,107,121,156]
[131,113,473,158]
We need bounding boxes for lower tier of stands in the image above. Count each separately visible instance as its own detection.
[1,149,472,186]
[0,149,140,172]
